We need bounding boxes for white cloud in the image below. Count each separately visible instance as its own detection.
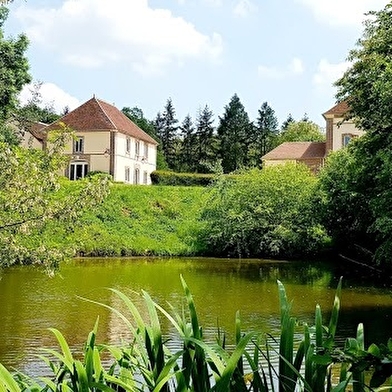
[313,59,351,90]
[14,0,223,76]
[19,83,80,114]
[258,57,304,79]
[296,0,385,28]
[233,0,257,18]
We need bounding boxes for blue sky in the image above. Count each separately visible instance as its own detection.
[4,0,387,128]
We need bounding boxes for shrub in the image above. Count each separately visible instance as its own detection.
[200,164,330,258]
[150,170,215,186]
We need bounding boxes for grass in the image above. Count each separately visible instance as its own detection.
[38,183,209,257]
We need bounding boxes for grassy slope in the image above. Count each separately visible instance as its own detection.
[66,184,209,257]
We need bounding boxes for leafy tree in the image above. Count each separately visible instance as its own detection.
[179,114,196,172]
[335,2,392,133]
[201,164,329,258]
[249,101,278,166]
[195,105,216,173]
[318,1,392,267]
[0,127,109,269]
[122,106,157,140]
[278,120,325,143]
[217,94,253,173]
[281,113,295,130]
[0,6,31,141]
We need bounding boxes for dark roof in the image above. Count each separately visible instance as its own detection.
[323,101,349,117]
[262,142,326,160]
[28,121,47,141]
[45,97,158,145]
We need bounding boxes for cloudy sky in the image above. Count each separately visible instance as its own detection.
[5,0,387,128]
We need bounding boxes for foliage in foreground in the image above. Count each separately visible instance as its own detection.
[1,277,392,391]
[200,163,330,259]
[0,129,109,269]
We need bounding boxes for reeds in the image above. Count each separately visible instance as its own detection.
[1,277,392,391]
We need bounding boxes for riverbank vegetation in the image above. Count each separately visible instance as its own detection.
[1,277,392,391]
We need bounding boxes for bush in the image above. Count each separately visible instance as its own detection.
[150,170,215,186]
[200,163,330,258]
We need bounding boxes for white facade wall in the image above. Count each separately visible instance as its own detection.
[114,133,157,184]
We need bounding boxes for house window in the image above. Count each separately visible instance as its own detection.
[134,167,140,184]
[342,134,351,147]
[144,142,148,160]
[74,137,84,154]
[126,137,131,154]
[125,166,130,182]
[135,140,140,158]
[69,162,88,180]
[342,133,358,147]
[143,171,148,185]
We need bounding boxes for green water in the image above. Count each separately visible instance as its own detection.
[0,257,392,376]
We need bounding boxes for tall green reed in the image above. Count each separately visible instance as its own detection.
[1,276,392,392]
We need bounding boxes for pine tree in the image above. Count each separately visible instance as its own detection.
[179,114,196,172]
[217,94,253,173]
[281,113,295,130]
[195,105,216,173]
[250,101,278,165]
[158,98,179,169]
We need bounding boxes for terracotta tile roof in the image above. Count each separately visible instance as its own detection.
[323,101,349,117]
[262,142,326,160]
[45,97,158,145]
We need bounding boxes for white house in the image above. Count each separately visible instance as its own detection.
[40,96,158,184]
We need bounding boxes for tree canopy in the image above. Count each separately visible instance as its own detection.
[278,120,325,143]
[336,2,392,133]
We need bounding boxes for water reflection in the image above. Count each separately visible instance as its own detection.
[0,257,391,376]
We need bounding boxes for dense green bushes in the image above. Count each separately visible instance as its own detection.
[200,164,330,259]
[31,164,333,261]
[150,170,216,186]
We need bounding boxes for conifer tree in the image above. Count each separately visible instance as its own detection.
[217,94,253,173]
[250,101,278,165]
[156,98,179,169]
[195,105,216,172]
[281,113,295,130]
[179,114,196,172]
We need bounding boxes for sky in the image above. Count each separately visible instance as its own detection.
[4,0,388,128]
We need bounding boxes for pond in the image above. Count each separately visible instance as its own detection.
[0,257,392,377]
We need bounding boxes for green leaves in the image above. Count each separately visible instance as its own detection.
[202,164,329,258]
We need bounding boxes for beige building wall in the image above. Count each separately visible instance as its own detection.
[20,134,43,150]
[264,159,296,167]
[331,119,364,151]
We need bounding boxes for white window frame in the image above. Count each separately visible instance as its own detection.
[135,140,140,158]
[69,162,88,180]
[143,171,148,185]
[134,167,140,184]
[125,166,130,182]
[144,142,148,160]
[126,137,131,154]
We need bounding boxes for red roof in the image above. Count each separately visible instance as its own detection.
[323,101,349,117]
[262,142,326,160]
[45,97,158,145]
